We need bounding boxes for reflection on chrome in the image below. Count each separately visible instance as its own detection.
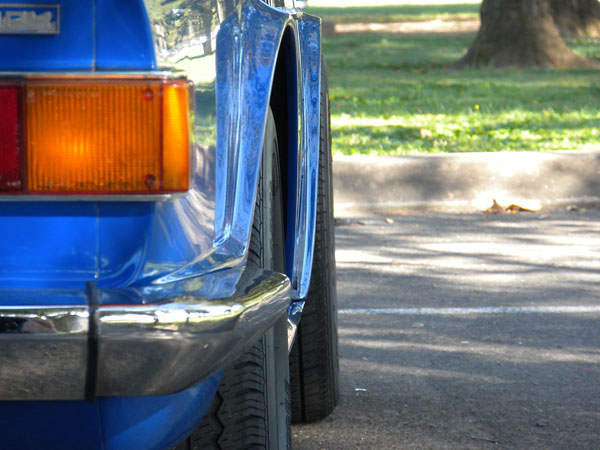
[0,306,88,334]
[0,304,89,400]
[138,0,224,286]
[286,300,304,351]
[98,303,244,325]
[96,268,290,396]
[145,0,233,59]
[0,267,290,400]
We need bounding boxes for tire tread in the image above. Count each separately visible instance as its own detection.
[289,57,339,424]
[179,109,290,450]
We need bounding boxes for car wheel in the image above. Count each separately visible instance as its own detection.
[289,57,340,424]
[179,108,290,449]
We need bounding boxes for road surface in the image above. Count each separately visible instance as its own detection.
[293,209,600,449]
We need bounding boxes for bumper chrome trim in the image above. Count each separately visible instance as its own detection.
[0,267,290,400]
[286,300,304,352]
[0,302,89,400]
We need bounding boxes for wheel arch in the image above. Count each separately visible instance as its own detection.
[269,14,322,300]
[269,25,300,283]
[213,2,321,300]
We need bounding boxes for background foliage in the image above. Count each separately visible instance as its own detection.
[306,2,600,155]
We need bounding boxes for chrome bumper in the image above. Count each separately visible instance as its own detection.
[0,267,290,401]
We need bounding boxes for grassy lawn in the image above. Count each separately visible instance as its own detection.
[306,4,600,155]
[306,3,480,23]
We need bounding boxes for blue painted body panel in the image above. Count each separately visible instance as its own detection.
[0,372,221,450]
[96,0,156,70]
[99,372,222,450]
[0,0,156,71]
[0,0,323,447]
[0,202,98,287]
[0,0,94,70]
[0,400,105,450]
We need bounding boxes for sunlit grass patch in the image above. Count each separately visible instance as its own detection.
[314,8,600,155]
[306,3,480,23]
[331,110,600,155]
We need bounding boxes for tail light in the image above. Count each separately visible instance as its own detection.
[0,76,191,196]
[0,86,21,192]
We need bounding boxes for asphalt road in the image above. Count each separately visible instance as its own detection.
[292,208,600,450]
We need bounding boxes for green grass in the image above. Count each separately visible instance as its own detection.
[306,4,480,23]
[308,6,600,155]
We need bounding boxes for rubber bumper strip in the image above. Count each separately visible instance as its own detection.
[85,281,99,402]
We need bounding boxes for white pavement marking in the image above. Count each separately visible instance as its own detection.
[339,306,600,316]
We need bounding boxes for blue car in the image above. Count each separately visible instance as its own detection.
[0,0,338,448]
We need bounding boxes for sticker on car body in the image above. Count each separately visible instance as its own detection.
[0,4,59,35]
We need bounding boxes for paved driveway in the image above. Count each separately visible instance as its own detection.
[293,209,600,449]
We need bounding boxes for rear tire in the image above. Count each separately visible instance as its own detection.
[289,57,340,424]
[180,109,290,450]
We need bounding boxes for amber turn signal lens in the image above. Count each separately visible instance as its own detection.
[17,77,190,195]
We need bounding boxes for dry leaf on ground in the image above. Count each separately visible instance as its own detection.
[506,204,537,213]
[485,199,505,214]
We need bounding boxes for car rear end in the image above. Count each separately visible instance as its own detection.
[0,1,292,448]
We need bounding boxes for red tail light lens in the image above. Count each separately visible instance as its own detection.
[0,77,191,196]
[0,85,21,192]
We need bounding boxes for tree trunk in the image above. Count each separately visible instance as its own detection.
[550,0,600,37]
[456,0,597,69]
